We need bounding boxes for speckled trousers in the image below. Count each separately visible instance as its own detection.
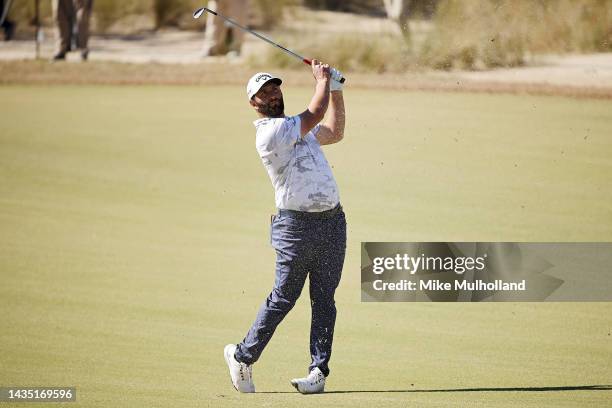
[234,205,346,377]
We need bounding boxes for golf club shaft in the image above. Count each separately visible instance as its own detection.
[194,7,345,83]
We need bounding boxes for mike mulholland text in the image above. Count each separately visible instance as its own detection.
[373,279,527,291]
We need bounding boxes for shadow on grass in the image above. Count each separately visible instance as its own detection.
[256,385,612,394]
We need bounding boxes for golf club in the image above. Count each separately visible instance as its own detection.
[193,7,346,84]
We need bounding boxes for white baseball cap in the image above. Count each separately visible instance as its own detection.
[246,72,282,100]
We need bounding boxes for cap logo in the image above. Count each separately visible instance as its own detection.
[255,74,272,83]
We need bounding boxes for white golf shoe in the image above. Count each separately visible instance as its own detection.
[223,344,255,393]
[290,367,326,394]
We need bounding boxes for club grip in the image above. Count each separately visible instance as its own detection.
[303,59,346,84]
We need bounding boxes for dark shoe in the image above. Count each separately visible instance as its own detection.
[51,53,66,61]
[3,21,15,41]
[81,49,89,61]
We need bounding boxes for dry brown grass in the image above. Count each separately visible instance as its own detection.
[1,60,611,100]
[420,0,612,70]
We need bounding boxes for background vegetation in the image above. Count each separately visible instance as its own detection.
[5,0,612,71]
[420,0,612,70]
[252,0,612,72]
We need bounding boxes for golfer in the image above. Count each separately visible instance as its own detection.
[224,60,346,394]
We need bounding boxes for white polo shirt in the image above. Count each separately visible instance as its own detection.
[254,115,340,212]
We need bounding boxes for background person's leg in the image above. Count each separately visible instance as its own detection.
[0,0,16,41]
[235,216,313,364]
[226,0,247,54]
[308,212,346,377]
[52,0,73,58]
[74,0,92,58]
[201,0,228,56]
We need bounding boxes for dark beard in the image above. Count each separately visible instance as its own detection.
[260,98,284,117]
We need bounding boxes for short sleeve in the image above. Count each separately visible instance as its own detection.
[256,116,301,153]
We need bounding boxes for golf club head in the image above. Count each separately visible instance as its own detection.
[193,7,206,19]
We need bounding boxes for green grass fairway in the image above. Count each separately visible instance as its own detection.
[1,85,611,407]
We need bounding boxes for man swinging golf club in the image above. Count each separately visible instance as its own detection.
[223,60,346,394]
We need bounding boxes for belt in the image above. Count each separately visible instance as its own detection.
[278,203,342,220]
